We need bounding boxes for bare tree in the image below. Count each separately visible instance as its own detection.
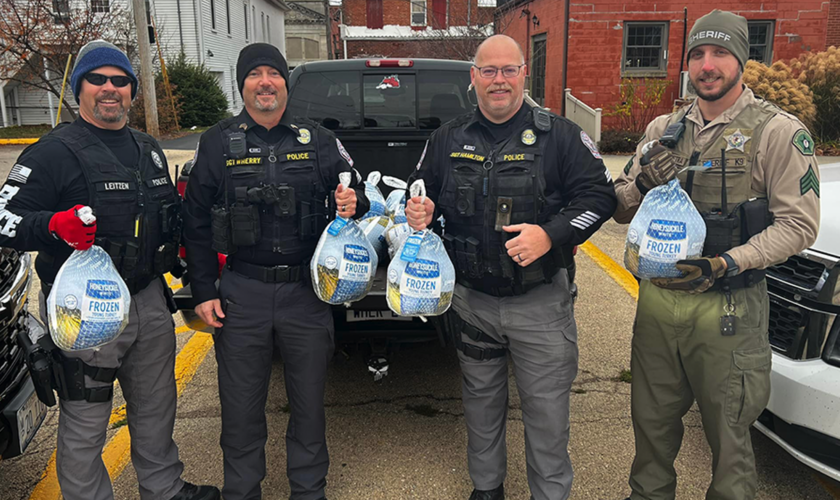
[0,0,135,120]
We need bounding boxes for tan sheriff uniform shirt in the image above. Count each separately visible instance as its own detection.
[614,86,821,271]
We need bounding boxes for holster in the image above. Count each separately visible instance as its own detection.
[702,212,740,259]
[17,327,56,407]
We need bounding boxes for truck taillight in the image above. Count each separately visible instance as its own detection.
[366,59,413,67]
[177,180,187,198]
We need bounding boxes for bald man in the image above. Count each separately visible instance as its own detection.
[406,35,617,500]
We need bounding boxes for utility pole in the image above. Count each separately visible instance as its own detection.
[323,0,333,59]
[131,0,160,138]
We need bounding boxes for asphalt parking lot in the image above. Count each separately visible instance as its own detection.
[0,144,838,500]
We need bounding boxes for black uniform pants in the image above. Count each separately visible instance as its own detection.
[216,268,335,500]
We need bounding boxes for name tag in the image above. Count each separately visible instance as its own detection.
[226,157,263,167]
[450,152,486,162]
[147,177,170,187]
[284,152,311,161]
[97,181,132,191]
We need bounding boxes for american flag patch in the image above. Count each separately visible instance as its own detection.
[8,164,31,184]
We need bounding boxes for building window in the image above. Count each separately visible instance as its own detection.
[244,4,249,40]
[477,0,496,6]
[531,34,547,105]
[411,0,426,26]
[622,22,669,76]
[52,0,70,22]
[288,37,321,60]
[748,21,774,64]
[225,0,231,34]
[366,0,383,29]
[91,0,110,13]
[261,12,265,42]
[210,0,217,30]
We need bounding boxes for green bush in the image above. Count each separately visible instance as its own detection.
[598,129,643,154]
[129,78,182,135]
[166,53,229,127]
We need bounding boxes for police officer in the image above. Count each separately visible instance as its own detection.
[613,11,820,500]
[406,35,617,500]
[183,44,369,500]
[0,41,219,500]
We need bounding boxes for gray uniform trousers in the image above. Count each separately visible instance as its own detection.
[40,278,184,500]
[452,270,579,500]
[216,268,335,500]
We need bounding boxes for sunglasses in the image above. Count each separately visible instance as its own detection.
[83,73,133,88]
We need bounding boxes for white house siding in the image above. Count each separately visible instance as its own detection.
[151,0,202,63]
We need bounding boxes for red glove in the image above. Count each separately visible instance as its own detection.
[49,205,97,250]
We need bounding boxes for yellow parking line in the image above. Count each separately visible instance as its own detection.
[0,138,39,145]
[28,330,212,500]
[579,241,639,300]
[815,473,840,499]
[175,325,191,334]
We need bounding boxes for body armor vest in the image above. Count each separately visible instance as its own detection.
[437,109,565,291]
[671,100,777,255]
[48,123,181,289]
[214,118,329,261]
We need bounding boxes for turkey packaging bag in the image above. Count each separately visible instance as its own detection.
[311,173,379,305]
[47,209,130,351]
[624,178,706,279]
[386,180,456,317]
[360,171,387,219]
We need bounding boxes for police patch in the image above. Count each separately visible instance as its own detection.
[792,129,815,156]
[297,128,311,145]
[580,131,602,159]
[521,129,536,146]
[800,164,820,197]
[151,150,164,170]
[336,138,354,167]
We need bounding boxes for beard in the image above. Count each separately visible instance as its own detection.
[92,92,127,123]
[252,85,286,112]
[690,67,742,102]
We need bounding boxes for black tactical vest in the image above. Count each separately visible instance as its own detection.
[214,117,329,261]
[437,108,563,290]
[48,123,181,289]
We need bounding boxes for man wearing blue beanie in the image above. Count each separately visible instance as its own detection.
[1,40,220,500]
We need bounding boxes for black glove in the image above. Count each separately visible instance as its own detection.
[636,141,679,194]
[651,257,727,293]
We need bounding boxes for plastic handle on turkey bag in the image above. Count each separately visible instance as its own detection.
[381,175,407,190]
[75,206,97,227]
[328,172,353,236]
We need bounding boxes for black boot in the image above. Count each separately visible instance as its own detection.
[468,484,504,500]
[169,482,221,500]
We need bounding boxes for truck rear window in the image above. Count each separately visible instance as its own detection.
[288,69,473,130]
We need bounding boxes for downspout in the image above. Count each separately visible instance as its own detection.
[561,0,569,116]
[679,7,688,74]
[176,0,185,53]
[194,0,205,64]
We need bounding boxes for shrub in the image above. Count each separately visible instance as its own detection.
[598,129,644,154]
[129,78,182,135]
[743,60,816,128]
[790,47,840,142]
[605,78,671,134]
[166,52,229,127]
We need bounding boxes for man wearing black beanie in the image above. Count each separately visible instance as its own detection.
[183,43,370,500]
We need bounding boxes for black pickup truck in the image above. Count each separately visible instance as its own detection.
[175,58,477,375]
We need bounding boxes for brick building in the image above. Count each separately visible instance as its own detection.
[496,0,838,128]
[334,0,496,60]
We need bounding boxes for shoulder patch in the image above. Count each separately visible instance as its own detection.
[792,129,815,156]
[8,164,32,184]
[580,131,602,159]
[336,138,354,167]
[800,164,820,197]
[623,155,635,175]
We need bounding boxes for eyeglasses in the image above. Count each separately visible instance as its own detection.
[473,64,525,79]
[83,73,133,88]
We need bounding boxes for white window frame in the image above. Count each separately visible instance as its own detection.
[410,0,426,27]
[621,21,669,77]
[748,20,774,64]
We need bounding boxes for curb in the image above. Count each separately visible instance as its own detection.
[0,138,39,145]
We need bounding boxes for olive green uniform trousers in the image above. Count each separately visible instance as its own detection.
[629,280,772,500]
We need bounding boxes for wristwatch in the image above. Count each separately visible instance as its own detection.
[721,253,740,277]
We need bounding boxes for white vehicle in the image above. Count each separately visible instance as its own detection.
[755,161,840,481]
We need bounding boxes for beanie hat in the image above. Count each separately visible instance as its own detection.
[687,10,750,69]
[70,40,138,104]
[236,43,289,96]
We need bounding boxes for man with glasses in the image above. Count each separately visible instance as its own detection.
[0,40,219,500]
[406,35,616,500]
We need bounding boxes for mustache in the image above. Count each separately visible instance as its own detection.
[95,92,123,102]
[256,86,277,94]
[487,86,511,92]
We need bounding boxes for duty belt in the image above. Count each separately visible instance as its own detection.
[230,259,304,283]
[708,269,765,292]
[458,277,545,297]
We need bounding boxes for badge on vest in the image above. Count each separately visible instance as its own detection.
[724,128,751,153]
[225,157,263,167]
[521,129,536,145]
[297,128,311,144]
[151,150,164,170]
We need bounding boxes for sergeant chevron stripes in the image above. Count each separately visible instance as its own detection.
[8,164,31,184]
[800,165,820,197]
[570,211,601,230]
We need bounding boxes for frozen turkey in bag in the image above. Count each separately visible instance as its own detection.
[47,209,130,351]
[358,215,393,260]
[360,171,387,219]
[311,173,379,305]
[384,222,412,259]
[386,180,456,317]
[624,178,706,279]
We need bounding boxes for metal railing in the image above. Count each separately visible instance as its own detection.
[564,88,601,144]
